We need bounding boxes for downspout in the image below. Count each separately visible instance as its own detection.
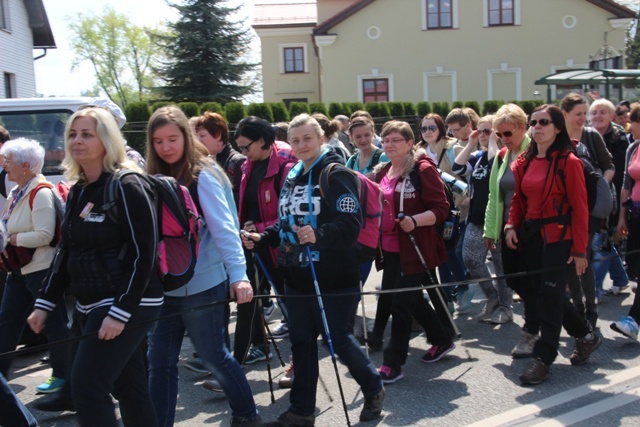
[312,34,322,102]
[33,48,48,61]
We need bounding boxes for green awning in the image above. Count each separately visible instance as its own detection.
[535,68,640,101]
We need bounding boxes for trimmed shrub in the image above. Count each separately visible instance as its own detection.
[464,101,481,116]
[348,102,364,114]
[452,101,464,109]
[329,102,345,118]
[289,102,310,117]
[123,102,151,155]
[379,102,391,119]
[270,102,290,122]
[151,101,172,112]
[225,102,246,125]
[178,102,200,117]
[247,103,274,122]
[200,102,224,115]
[482,100,503,115]
[432,102,450,117]
[309,102,328,116]
[364,102,382,118]
[416,102,432,116]
[388,102,405,118]
[403,102,417,117]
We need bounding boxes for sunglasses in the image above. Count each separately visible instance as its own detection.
[420,125,437,133]
[616,110,627,116]
[529,119,553,127]
[495,131,513,138]
[478,129,492,136]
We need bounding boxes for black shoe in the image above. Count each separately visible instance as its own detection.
[355,331,383,351]
[33,394,75,412]
[360,388,385,421]
[519,358,550,385]
[231,415,262,427]
[263,411,315,426]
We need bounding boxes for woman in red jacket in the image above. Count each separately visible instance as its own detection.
[505,105,600,385]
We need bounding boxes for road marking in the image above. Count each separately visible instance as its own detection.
[467,365,640,427]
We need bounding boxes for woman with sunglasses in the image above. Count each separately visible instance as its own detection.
[561,93,615,327]
[505,104,600,385]
[483,103,534,357]
[452,115,513,324]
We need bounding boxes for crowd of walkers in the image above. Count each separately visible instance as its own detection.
[0,91,639,426]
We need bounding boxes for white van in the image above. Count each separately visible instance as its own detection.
[0,97,93,202]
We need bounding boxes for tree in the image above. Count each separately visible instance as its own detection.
[157,0,256,103]
[70,7,160,107]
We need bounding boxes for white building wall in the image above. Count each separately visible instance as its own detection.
[0,0,37,98]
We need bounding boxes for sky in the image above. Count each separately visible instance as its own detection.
[34,0,257,97]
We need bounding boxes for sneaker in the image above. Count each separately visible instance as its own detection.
[360,388,385,422]
[202,379,224,393]
[36,377,66,394]
[231,415,262,427]
[456,286,475,314]
[278,360,294,388]
[605,284,629,295]
[570,332,602,366]
[512,330,539,359]
[244,345,272,365]
[271,322,289,338]
[263,302,276,321]
[611,316,639,340]
[184,356,210,374]
[476,298,499,322]
[420,342,455,363]
[488,306,513,325]
[519,358,550,385]
[263,411,315,427]
[378,365,403,384]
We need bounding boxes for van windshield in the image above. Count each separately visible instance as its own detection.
[0,109,70,176]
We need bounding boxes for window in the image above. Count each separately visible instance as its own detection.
[0,0,7,30]
[362,79,389,102]
[4,73,15,98]
[427,0,452,29]
[488,0,514,26]
[279,44,308,74]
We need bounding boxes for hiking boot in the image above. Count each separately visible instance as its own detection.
[378,365,403,384]
[36,377,66,394]
[231,415,262,427]
[271,322,289,338]
[263,411,315,427]
[202,379,224,393]
[33,394,75,412]
[611,315,639,340]
[512,330,539,359]
[519,358,550,385]
[278,359,294,389]
[420,342,455,363]
[360,388,385,422]
[476,297,499,322]
[184,355,211,374]
[488,306,513,325]
[244,345,272,365]
[570,332,602,366]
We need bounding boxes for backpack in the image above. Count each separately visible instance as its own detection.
[319,163,382,262]
[105,170,201,292]
[571,142,614,219]
[29,182,65,247]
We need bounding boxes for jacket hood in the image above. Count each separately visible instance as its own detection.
[373,148,430,177]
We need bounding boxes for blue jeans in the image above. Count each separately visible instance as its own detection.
[0,269,69,378]
[592,231,629,296]
[147,284,258,425]
[0,372,37,427]
[286,285,382,417]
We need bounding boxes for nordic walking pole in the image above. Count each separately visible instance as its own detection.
[305,245,351,427]
[359,278,369,358]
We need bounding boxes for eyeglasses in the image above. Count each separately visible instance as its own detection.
[448,127,463,134]
[382,138,407,145]
[420,125,437,133]
[616,110,627,116]
[529,119,553,127]
[495,131,513,138]
[478,129,492,136]
[238,139,258,152]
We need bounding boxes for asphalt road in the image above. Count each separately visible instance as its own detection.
[7,267,640,426]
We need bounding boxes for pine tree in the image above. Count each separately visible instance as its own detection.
[157,0,256,102]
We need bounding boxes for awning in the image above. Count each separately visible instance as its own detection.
[534,69,640,101]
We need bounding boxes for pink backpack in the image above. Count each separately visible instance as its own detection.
[320,163,382,261]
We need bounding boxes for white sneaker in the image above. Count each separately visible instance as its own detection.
[611,316,639,340]
[271,322,289,338]
[512,330,539,358]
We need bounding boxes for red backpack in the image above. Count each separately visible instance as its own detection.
[319,163,382,261]
[29,182,65,247]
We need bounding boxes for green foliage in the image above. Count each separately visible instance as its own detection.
[289,102,310,117]
[200,102,224,115]
[309,102,328,116]
[348,102,364,114]
[124,102,151,122]
[379,102,391,119]
[482,100,503,115]
[432,102,450,117]
[518,100,537,117]
[151,101,172,112]
[388,102,405,117]
[364,102,382,118]
[464,101,481,115]
[247,103,274,122]
[341,103,353,115]
[416,102,432,116]
[122,102,150,154]
[329,102,345,118]
[157,0,256,102]
[403,102,417,116]
[225,102,246,125]
[270,103,290,122]
[452,101,464,109]
[178,102,200,117]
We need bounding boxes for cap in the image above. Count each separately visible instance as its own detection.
[83,97,127,129]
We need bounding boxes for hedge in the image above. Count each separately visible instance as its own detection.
[270,103,290,122]
[225,102,246,125]
[246,103,274,122]
[289,102,310,117]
